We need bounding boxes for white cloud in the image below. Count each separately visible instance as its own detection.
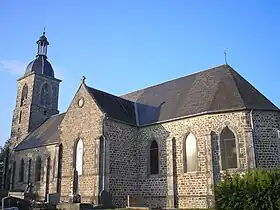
[0,59,65,79]
[0,59,28,75]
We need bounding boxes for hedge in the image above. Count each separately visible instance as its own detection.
[215,168,280,210]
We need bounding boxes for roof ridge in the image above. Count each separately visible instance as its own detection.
[85,84,137,124]
[120,64,229,98]
[227,66,279,110]
[86,85,135,104]
[226,66,247,108]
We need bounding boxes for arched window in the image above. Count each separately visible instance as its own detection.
[220,127,238,170]
[19,158,24,182]
[35,156,42,181]
[75,139,84,176]
[20,84,28,106]
[40,83,50,106]
[150,140,159,175]
[276,129,280,139]
[184,133,198,172]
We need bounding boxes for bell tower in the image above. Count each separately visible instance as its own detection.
[10,32,62,147]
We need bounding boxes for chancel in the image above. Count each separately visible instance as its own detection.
[1,32,280,209]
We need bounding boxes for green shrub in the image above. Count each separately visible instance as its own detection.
[214,168,280,210]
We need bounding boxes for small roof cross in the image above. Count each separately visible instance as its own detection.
[81,76,86,84]
[224,48,228,64]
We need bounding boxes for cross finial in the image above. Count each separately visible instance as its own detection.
[81,76,86,84]
[224,48,228,64]
[43,27,46,35]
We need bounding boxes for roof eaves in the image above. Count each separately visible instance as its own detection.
[105,114,137,127]
[139,107,248,127]
[14,142,59,152]
[139,107,280,127]
[14,113,65,151]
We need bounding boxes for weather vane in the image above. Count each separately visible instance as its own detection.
[224,48,228,64]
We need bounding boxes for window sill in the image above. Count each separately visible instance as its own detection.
[183,170,199,174]
[147,174,161,178]
[220,167,245,173]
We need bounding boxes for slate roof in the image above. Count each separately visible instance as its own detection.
[121,64,279,125]
[86,86,136,125]
[25,55,54,77]
[14,113,65,151]
[15,64,279,151]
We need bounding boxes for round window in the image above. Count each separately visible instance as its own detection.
[78,97,85,108]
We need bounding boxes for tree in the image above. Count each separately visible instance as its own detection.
[0,139,11,190]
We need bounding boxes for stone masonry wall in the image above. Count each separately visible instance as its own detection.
[138,110,251,209]
[29,74,60,133]
[11,74,36,146]
[104,119,138,207]
[252,110,280,168]
[59,83,103,204]
[11,73,60,149]
[13,144,58,201]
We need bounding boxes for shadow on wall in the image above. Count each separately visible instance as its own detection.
[9,144,61,202]
[211,131,221,186]
[128,94,173,208]
[136,122,172,208]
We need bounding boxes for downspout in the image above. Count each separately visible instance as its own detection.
[102,113,108,192]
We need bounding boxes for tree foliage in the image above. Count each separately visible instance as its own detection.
[215,169,280,210]
[0,139,10,160]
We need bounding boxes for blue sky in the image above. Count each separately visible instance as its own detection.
[0,1,280,145]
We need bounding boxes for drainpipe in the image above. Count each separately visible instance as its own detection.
[102,113,108,191]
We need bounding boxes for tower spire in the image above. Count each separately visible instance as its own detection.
[36,30,49,58]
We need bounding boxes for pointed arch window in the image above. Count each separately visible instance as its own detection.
[27,159,32,184]
[35,156,42,181]
[19,158,24,182]
[220,127,238,170]
[40,83,50,106]
[20,84,28,106]
[150,140,159,175]
[184,133,198,172]
[75,139,84,176]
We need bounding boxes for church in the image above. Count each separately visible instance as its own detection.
[2,32,280,209]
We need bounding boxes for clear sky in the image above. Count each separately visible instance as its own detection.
[0,1,280,145]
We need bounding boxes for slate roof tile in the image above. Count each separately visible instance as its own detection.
[14,113,65,151]
[15,64,279,151]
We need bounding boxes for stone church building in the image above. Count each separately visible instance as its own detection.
[3,32,280,209]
